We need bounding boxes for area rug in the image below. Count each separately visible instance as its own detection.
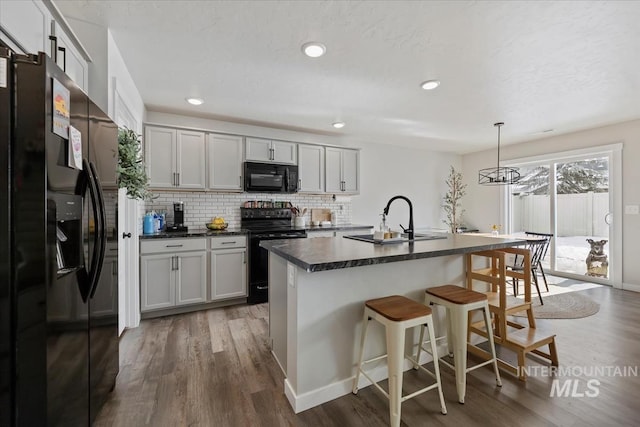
[511,291,600,319]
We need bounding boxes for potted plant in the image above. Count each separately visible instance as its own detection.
[442,166,467,233]
[117,127,153,200]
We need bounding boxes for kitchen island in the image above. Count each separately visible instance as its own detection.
[261,233,525,413]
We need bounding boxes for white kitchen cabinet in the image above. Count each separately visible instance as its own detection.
[210,236,247,300]
[0,0,50,56]
[140,254,175,311]
[54,22,88,92]
[140,238,207,312]
[0,1,89,92]
[145,126,206,189]
[245,137,297,164]
[325,147,359,194]
[297,144,325,193]
[175,251,207,306]
[207,133,243,191]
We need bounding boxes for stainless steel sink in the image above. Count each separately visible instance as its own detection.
[343,233,447,244]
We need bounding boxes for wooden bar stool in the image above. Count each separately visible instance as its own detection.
[418,285,502,404]
[352,295,447,427]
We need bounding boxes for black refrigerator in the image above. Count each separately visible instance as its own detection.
[0,45,119,426]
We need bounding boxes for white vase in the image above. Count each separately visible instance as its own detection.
[294,217,306,227]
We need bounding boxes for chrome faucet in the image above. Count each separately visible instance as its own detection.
[383,195,414,240]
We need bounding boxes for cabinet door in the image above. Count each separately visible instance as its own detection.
[91,256,117,317]
[208,134,243,191]
[210,248,247,300]
[245,137,272,162]
[145,126,176,188]
[176,130,206,189]
[175,251,207,306]
[298,144,324,193]
[55,25,88,92]
[140,254,175,311]
[272,140,297,164]
[0,0,50,54]
[342,149,360,193]
[325,147,343,193]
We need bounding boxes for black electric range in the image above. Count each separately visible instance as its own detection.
[241,208,307,304]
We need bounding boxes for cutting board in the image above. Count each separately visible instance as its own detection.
[311,209,331,222]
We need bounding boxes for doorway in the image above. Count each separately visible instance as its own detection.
[505,144,622,287]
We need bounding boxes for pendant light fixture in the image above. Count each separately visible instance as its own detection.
[478,122,520,185]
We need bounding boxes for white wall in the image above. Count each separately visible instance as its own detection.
[107,29,146,333]
[462,119,640,288]
[352,142,461,231]
[108,30,145,129]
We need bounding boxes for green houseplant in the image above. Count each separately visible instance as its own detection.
[442,166,467,233]
[117,127,153,200]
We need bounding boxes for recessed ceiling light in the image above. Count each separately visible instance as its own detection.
[186,97,204,106]
[302,42,326,58]
[420,80,440,90]
[332,122,345,129]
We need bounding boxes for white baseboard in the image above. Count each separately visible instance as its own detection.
[284,344,447,414]
[622,282,640,293]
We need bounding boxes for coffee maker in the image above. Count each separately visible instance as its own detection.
[166,201,188,232]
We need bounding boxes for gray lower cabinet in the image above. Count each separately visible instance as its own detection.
[210,236,247,300]
[140,238,207,312]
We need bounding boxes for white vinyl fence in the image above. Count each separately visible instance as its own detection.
[512,192,609,237]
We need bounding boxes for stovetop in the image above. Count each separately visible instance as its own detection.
[241,208,297,233]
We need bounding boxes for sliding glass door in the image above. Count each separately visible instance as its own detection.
[506,145,621,286]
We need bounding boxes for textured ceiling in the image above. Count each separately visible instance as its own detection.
[56,0,640,153]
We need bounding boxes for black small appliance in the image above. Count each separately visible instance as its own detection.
[244,162,299,193]
[166,201,188,232]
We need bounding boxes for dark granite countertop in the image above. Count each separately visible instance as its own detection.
[260,234,526,272]
[139,224,372,239]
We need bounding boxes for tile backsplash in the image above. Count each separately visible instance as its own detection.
[141,192,352,230]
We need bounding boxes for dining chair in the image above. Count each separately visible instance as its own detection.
[524,231,553,292]
[508,238,547,305]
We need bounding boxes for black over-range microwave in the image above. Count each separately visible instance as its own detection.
[244,162,299,193]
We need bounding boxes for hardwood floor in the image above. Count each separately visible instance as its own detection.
[96,285,640,426]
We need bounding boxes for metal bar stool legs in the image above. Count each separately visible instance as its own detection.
[352,295,447,427]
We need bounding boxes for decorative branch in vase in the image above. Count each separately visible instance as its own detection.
[442,166,467,233]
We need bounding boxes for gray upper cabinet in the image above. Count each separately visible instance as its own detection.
[207,133,243,191]
[176,130,206,189]
[325,147,359,194]
[245,137,297,164]
[0,1,89,92]
[145,126,175,188]
[54,22,88,94]
[145,126,206,189]
[298,144,325,193]
[0,0,50,55]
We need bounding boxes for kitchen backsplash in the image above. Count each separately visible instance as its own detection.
[140,192,352,230]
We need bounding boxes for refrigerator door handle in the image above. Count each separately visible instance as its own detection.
[78,159,100,302]
[89,161,107,299]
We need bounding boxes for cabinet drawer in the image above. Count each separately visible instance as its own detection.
[210,235,246,249]
[141,238,207,254]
